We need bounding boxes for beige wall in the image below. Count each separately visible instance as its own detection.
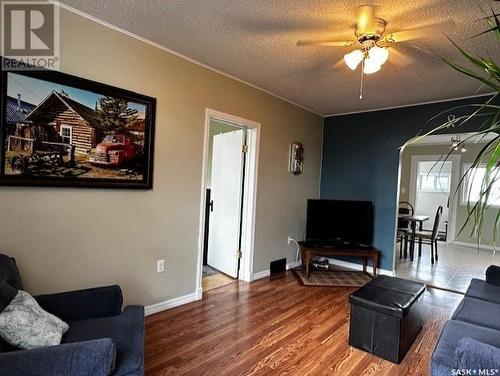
[0,9,323,305]
[399,144,498,246]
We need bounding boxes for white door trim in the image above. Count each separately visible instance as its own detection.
[408,154,460,242]
[196,109,261,299]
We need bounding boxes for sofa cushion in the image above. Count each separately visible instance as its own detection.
[0,270,17,312]
[431,320,500,376]
[0,338,116,376]
[0,254,23,290]
[486,265,500,286]
[465,278,500,304]
[63,305,144,376]
[0,290,69,349]
[456,337,500,371]
[452,296,500,331]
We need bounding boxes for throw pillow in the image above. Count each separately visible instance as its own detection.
[0,290,69,349]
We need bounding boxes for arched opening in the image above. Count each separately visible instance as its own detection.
[393,132,500,292]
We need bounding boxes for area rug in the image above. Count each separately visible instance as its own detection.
[292,268,373,287]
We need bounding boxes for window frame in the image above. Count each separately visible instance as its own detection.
[461,163,500,207]
[418,171,451,193]
[60,124,72,145]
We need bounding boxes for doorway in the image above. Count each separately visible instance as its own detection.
[196,110,260,297]
[394,133,500,292]
[408,155,460,239]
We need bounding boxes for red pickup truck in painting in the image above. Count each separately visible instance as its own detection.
[90,135,138,167]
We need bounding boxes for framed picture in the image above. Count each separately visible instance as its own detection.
[1,66,156,188]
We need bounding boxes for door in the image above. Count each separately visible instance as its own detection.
[409,155,460,239]
[208,129,246,278]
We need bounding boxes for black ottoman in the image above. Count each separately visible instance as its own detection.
[348,276,426,364]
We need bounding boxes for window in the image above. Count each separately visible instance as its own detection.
[461,164,500,206]
[60,125,72,144]
[418,172,451,193]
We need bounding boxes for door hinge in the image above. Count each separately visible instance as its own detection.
[236,250,242,258]
[242,144,248,153]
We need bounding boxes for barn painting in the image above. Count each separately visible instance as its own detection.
[1,70,156,189]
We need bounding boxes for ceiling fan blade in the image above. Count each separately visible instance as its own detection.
[296,39,354,47]
[356,5,376,29]
[331,58,346,71]
[403,43,434,57]
[294,57,346,76]
[387,47,415,67]
[385,20,456,43]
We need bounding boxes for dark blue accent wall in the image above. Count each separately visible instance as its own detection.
[321,95,494,271]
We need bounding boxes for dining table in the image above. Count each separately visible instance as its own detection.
[398,214,430,261]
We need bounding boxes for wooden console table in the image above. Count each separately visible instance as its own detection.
[299,245,380,278]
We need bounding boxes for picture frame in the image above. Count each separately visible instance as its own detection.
[1,63,156,189]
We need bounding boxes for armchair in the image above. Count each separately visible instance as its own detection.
[0,254,144,376]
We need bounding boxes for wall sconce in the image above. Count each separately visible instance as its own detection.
[290,142,304,175]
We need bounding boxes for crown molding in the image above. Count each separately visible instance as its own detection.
[324,92,496,118]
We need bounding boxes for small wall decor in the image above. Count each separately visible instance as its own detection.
[289,142,304,175]
[1,64,156,189]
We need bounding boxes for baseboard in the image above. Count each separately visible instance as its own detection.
[452,240,497,251]
[145,291,199,316]
[252,269,270,280]
[328,258,395,276]
[252,260,301,281]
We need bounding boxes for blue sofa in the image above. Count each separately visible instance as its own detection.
[0,254,144,376]
[431,265,500,375]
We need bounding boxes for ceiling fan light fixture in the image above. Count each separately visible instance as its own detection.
[363,56,381,74]
[344,50,364,70]
[368,46,389,66]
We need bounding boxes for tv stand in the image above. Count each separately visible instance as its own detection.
[299,244,380,279]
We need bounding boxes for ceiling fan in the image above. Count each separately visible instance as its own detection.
[297,5,454,77]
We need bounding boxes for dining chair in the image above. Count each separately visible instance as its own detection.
[397,201,414,259]
[412,206,443,264]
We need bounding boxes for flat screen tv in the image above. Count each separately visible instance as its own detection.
[305,199,373,247]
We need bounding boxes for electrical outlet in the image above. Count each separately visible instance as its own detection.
[287,236,294,246]
[156,259,165,273]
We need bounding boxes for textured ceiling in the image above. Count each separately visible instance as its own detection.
[60,0,500,116]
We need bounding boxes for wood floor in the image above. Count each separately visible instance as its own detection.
[145,272,461,376]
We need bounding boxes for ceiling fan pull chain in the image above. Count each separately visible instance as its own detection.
[359,59,364,99]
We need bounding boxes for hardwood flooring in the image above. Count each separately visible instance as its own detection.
[145,272,461,376]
